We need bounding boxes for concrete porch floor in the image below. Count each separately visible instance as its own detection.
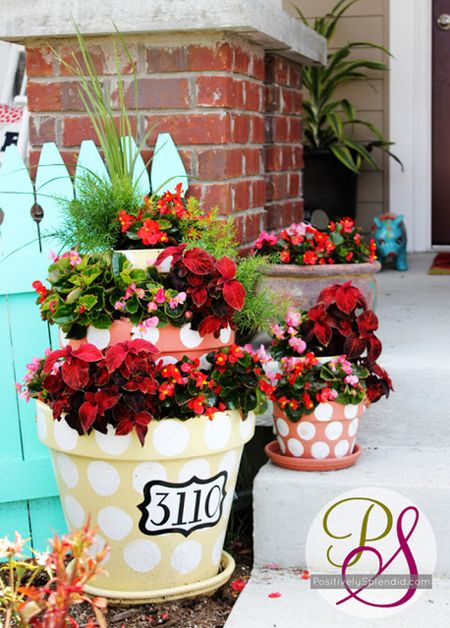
[225,253,450,627]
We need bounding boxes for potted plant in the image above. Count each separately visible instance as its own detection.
[264,281,392,471]
[254,219,380,309]
[18,340,269,601]
[295,0,402,220]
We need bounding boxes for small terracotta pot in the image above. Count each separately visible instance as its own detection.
[115,248,172,273]
[59,321,235,365]
[272,401,365,467]
[259,261,381,310]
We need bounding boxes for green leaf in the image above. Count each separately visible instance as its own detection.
[329,144,359,173]
[79,294,98,311]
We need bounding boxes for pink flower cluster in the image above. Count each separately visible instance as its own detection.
[271,308,306,356]
[329,356,359,387]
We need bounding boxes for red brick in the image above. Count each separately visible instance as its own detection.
[266,172,288,201]
[280,89,294,114]
[293,145,304,169]
[233,180,251,210]
[146,113,231,145]
[187,183,233,214]
[265,85,280,113]
[288,172,301,197]
[234,216,245,243]
[266,55,289,85]
[288,63,302,89]
[119,78,191,109]
[197,148,243,179]
[234,47,250,75]
[30,148,79,176]
[251,179,266,207]
[265,116,288,142]
[188,42,233,71]
[244,148,261,175]
[251,115,265,143]
[60,81,86,111]
[27,82,61,112]
[245,210,265,241]
[59,44,106,76]
[231,114,250,143]
[288,116,302,142]
[29,116,56,145]
[252,56,265,81]
[146,46,188,72]
[266,199,303,229]
[26,47,54,77]
[196,76,244,109]
[264,145,283,172]
[62,115,137,147]
[244,81,261,111]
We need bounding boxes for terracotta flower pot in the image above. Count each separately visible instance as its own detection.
[59,321,235,365]
[36,400,255,601]
[266,401,365,471]
[115,248,172,273]
[259,261,381,310]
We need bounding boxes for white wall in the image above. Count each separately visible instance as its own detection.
[389,0,432,251]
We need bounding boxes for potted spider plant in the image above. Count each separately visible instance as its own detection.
[19,341,268,601]
[295,0,402,220]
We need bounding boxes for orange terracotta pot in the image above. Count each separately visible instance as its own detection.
[59,320,234,365]
[272,401,365,466]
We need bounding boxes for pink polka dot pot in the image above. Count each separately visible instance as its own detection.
[267,401,365,471]
[59,320,234,365]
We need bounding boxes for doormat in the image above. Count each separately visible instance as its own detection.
[429,252,450,274]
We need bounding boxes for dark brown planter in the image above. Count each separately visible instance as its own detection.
[259,261,381,310]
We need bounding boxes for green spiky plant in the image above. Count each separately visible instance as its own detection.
[296,0,402,173]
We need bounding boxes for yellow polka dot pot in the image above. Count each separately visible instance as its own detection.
[36,400,255,602]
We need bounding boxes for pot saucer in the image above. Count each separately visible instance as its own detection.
[264,440,361,471]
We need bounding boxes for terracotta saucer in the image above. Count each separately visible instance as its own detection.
[264,440,362,472]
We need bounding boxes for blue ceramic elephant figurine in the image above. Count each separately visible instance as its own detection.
[373,213,408,271]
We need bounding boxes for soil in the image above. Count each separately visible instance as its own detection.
[70,539,252,628]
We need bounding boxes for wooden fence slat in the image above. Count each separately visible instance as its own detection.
[121,136,150,198]
[151,132,188,196]
[75,140,110,198]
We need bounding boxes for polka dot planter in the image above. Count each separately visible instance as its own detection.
[36,401,255,601]
[267,401,365,471]
[60,321,234,365]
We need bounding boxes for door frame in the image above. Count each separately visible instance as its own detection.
[389,0,432,252]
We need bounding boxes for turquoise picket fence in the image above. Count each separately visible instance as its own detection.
[0,133,188,549]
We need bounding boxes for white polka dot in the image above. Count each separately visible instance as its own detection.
[277,436,286,454]
[311,441,330,459]
[87,534,110,565]
[212,531,226,566]
[95,426,130,456]
[287,438,304,457]
[350,437,357,452]
[325,421,344,441]
[344,404,359,419]
[204,412,231,451]
[171,540,202,574]
[64,495,85,528]
[178,458,210,482]
[58,327,70,348]
[131,325,160,344]
[132,462,167,493]
[297,421,316,440]
[98,506,133,540]
[348,418,359,437]
[152,420,190,456]
[86,326,110,349]
[180,324,203,348]
[157,255,173,273]
[56,453,79,489]
[335,439,350,458]
[315,403,333,421]
[219,326,232,344]
[160,355,178,366]
[199,353,210,369]
[87,461,120,496]
[239,411,255,441]
[218,450,238,478]
[276,418,289,437]
[36,404,47,440]
[124,540,161,573]
[54,418,79,451]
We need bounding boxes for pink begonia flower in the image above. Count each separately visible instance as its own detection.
[345,375,359,386]
[271,324,285,340]
[48,249,58,261]
[143,316,159,328]
[329,389,339,400]
[154,288,166,304]
[69,250,82,266]
[15,382,22,392]
[288,336,306,354]
[285,309,302,328]
[287,326,298,337]
[254,230,278,249]
[169,291,187,309]
[147,301,158,312]
[114,300,125,311]
[287,222,308,237]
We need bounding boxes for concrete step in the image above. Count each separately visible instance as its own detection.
[224,568,450,628]
[253,446,450,576]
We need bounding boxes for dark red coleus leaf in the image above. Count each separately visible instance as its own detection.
[223,280,245,311]
[79,400,98,431]
[343,332,367,358]
[105,344,128,372]
[191,286,208,308]
[43,348,68,374]
[357,310,379,334]
[61,360,89,389]
[96,390,121,414]
[72,343,103,362]
[155,244,185,267]
[216,256,237,280]
[314,320,332,346]
[316,284,339,306]
[115,419,134,436]
[198,315,222,337]
[183,248,215,275]
[135,411,152,426]
[335,282,360,314]
[307,303,326,322]
[127,339,159,355]
[366,335,382,364]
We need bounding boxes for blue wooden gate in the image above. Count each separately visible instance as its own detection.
[0,134,187,549]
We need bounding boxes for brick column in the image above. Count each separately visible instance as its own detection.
[26,33,304,247]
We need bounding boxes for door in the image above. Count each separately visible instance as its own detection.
[432,1,450,244]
